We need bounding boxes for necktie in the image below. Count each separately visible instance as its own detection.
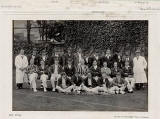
[21,56,23,59]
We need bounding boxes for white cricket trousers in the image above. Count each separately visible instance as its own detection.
[50,74,61,89]
[28,73,38,91]
[40,74,48,90]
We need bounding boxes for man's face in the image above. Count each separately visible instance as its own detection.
[68,50,71,54]
[106,50,110,55]
[116,74,121,79]
[136,52,140,57]
[87,73,92,78]
[114,62,117,68]
[103,62,107,67]
[40,61,44,65]
[42,52,46,56]
[75,73,79,77]
[20,49,24,55]
[78,48,82,53]
[125,62,129,67]
[32,51,36,56]
[93,60,97,66]
[62,74,66,79]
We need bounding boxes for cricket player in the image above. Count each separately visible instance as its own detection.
[122,61,135,92]
[56,72,74,93]
[110,72,128,94]
[26,59,38,92]
[49,57,63,91]
[38,60,49,92]
[71,71,83,94]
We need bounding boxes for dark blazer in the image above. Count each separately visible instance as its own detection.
[27,54,39,66]
[64,65,75,77]
[63,53,74,66]
[90,56,101,67]
[57,77,73,88]
[121,66,133,78]
[112,54,123,69]
[71,75,83,86]
[48,56,63,66]
[84,56,93,68]
[49,64,63,74]
[111,67,122,78]
[38,65,49,75]
[89,66,101,77]
[38,55,49,66]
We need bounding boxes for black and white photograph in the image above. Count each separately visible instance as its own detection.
[12,20,148,111]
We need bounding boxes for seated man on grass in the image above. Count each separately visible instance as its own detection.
[56,72,74,93]
[71,71,83,94]
[110,72,130,94]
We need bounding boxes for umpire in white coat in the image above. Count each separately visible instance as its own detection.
[15,48,28,89]
[133,49,147,89]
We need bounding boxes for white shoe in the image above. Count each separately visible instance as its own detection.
[52,88,55,92]
[120,91,125,94]
[44,88,47,92]
[34,90,37,92]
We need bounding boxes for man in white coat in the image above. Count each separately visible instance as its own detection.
[15,49,28,89]
[133,49,147,90]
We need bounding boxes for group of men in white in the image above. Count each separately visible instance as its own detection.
[15,47,147,95]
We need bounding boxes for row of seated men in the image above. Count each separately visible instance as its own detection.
[26,55,135,94]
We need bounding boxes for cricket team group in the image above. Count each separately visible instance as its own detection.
[15,47,147,95]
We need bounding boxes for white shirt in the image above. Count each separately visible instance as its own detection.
[68,65,71,69]
[42,56,46,61]
[94,65,97,69]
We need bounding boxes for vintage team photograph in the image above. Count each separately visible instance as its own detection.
[12,20,148,111]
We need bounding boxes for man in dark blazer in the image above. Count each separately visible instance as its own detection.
[64,58,75,79]
[122,52,133,68]
[38,50,49,66]
[49,50,63,67]
[91,50,101,67]
[111,62,122,78]
[63,48,75,66]
[56,72,74,93]
[112,51,123,69]
[84,51,93,68]
[27,48,39,66]
[89,60,101,78]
